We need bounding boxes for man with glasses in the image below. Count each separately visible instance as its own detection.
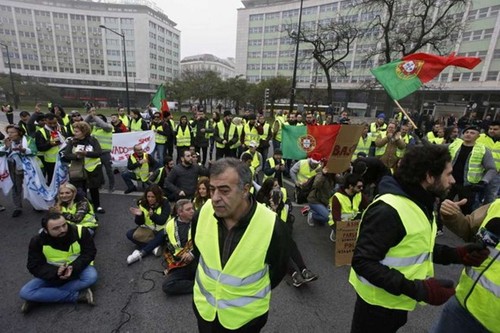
[329,174,370,241]
[165,150,208,201]
[122,144,157,194]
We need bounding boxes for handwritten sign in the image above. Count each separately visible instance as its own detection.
[110,130,156,167]
[326,125,364,173]
[334,220,361,266]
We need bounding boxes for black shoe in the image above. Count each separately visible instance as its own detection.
[21,301,36,314]
[12,209,22,218]
[301,269,319,283]
[124,187,137,194]
[292,271,305,288]
[96,207,105,214]
[77,288,95,305]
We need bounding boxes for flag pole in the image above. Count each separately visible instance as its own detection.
[393,99,418,130]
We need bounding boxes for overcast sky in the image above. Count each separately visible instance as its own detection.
[158,0,242,60]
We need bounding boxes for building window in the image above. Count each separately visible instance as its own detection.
[486,71,498,81]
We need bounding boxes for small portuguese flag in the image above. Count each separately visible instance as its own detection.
[151,84,170,113]
[371,52,481,100]
[282,124,341,160]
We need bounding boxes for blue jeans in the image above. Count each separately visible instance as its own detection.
[126,228,165,254]
[19,266,98,303]
[309,203,329,225]
[153,144,165,166]
[272,139,281,151]
[430,296,488,333]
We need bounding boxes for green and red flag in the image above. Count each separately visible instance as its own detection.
[282,124,341,160]
[151,84,169,112]
[371,53,481,100]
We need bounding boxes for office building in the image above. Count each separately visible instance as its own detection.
[181,54,236,80]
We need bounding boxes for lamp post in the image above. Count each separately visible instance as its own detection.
[289,0,304,113]
[99,25,130,114]
[0,42,18,109]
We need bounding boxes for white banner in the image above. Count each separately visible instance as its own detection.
[0,156,13,195]
[111,131,156,168]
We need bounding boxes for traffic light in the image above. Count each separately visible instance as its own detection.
[265,88,270,99]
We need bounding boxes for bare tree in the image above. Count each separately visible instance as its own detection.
[288,18,358,103]
[360,0,468,64]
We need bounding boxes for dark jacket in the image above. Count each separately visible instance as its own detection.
[351,175,461,300]
[191,197,290,289]
[61,135,103,188]
[191,118,213,147]
[307,171,336,206]
[35,127,66,153]
[27,224,96,285]
[165,163,208,199]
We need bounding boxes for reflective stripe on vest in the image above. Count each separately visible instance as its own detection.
[297,160,319,184]
[176,125,192,147]
[130,153,150,182]
[40,129,62,163]
[139,202,166,231]
[151,123,167,144]
[193,200,274,329]
[216,122,236,149]
[165,217,191,256]
[449,139,486,184]
[42,225,85,266]
[455,199,500,332]
[92,128,112,150]
[130,119,144,132]
[477,134,500,172]
[243,123,260,146]
[333,192,362,221]
[349,194,436,311]
[61,201,98,229]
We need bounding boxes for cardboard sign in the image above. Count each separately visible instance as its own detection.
[326,125,364,173]
[334,220,361,266]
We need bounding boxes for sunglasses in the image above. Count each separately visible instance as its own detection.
[72,114,81,117]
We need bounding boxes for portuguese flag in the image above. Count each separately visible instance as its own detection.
[151,84,169,113]
[371,53,481,100]
[282,125,341,160]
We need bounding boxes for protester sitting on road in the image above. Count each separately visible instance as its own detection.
[149,155,174,191]
[126,184,171,265]
[19,212,97,313]
[0,124,33,217]
[306,165,337,227]
[193,177,210,211]
[290,153,322,203]
[54,183,98,235]
[257,178,319,288]
[61,121,105,214]
[162,199,197,296]
[122,144,157,194]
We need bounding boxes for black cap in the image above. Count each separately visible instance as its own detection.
[463,125,481,133]
[223,110,232,117]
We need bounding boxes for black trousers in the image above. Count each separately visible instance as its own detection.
[351,294,408,333]
[162,261,196,296]
[216,147,236,160]
[194,303,268,333]
[195,146,209,166]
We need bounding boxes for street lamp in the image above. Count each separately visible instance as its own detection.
[289,0,304,113]
[0,42,18,109]
[99,25,130,114]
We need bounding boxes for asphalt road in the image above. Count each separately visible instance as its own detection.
[0,181,465,333]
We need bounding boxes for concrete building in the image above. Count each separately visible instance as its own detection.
[0,0,181,107]
[181,54,236,80]
[236,0,500,119]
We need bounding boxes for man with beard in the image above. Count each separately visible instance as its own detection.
[191,110,212,166]
[19,212,97,313]
[165,150,208,201]
[349,144,490,333]
[35,113,66,184]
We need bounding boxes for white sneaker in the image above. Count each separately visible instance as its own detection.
[152,246,162,257]
[127,250,142,265]
[307,211,315,227]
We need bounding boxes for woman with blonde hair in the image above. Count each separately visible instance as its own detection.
[193,177,210,210]
[61,121,105,214]
[54,182,98,235]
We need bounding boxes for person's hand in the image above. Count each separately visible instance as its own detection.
[180,252,194,264]
[57,265,67,277]
[200,128,206,133]
[222,139,227,145]
[440,199,467,217]
[456,243,490,266]
[139,158,147,164]
[178,191,186,197]
[60,265,73,280]
[129,207,143,216]
[76,151,86,158]
[414,278,455,305]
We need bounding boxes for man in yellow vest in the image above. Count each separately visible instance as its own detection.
[263,149,285,186]
[214,110,239,159]
[240,141,263,182]
[352,123,374,161]
[86,110,115,192]
[369,113,387,134]
[256,113,272,161]
[117,107,130,129]
[192,158,290,332]
[175,115,194,163]
[447,125,496,215]
[122,144,157,194]
[35,113,66,184]
[272,110,286,150]
[19,212,97,313]
[162,199,197,295]
[150,111,168,166]
[432,198,497,333]
[477,120,500,204]
[350,144,489,332]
